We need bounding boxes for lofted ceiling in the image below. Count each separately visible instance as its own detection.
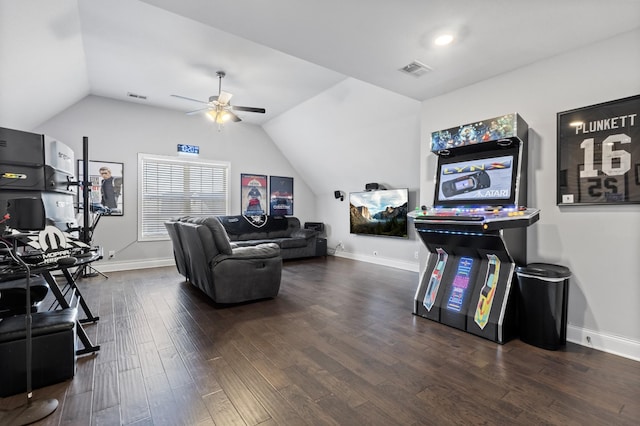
[1,0,639,130]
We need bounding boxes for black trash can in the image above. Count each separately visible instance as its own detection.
[516,263,571,350]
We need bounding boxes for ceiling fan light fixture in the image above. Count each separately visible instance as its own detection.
[206,109,232,124]
[219,111,232,123]
[206,110,217,122]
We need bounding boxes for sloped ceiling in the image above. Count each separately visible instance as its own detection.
[2,0,640,160]
[2,0,639,132]
[0,0,90,130]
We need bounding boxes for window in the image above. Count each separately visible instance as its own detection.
[138,153,230,241]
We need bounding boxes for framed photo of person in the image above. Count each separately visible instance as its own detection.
[241,173,267,216]
[78,160,124,216]
[269,176,294,216]
[557,94,639,205]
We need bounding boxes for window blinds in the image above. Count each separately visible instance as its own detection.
[138,153,229,241]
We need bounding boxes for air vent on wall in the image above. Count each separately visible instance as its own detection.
[127,92,147,100]
[399,60,432,77]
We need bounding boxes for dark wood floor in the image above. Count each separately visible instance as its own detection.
[0,257,638,425]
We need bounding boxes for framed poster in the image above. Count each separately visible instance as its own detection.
[269,176,294,216]
[78,160,124,215]
[557,94,639,205]
[241,173,267,216]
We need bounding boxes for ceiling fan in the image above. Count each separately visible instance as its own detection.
[171,71,266,126]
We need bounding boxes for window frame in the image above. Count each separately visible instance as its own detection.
[137,153,230,241]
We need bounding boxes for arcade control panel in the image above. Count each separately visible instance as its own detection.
[409,205,540,231]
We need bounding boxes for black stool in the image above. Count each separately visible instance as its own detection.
[0,308,77,397]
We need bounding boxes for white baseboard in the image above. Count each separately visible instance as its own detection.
[92,257,175,273]
[567,324,640,362]
[93,254,639,362]
[333,251,420,272]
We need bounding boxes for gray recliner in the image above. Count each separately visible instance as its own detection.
[165,220,189,280]
[165,217,282,303]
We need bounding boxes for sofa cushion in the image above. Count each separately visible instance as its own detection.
[228,243,281,260]
[278,238,308,249]
[219,215,289,237]
[291,228,316,239]
[234,231,270,241]
[182,217,233,255]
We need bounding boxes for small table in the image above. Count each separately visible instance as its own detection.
[38,254,101,355]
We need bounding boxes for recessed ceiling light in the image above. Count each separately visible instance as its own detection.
[434,34,454,46]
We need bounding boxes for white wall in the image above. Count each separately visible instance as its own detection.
[264,78,422,271]
[420,30,640,360]
[34,95,317,270]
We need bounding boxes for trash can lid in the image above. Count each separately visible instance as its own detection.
[516,263,571,279]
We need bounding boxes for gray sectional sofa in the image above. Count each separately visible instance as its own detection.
[216,215,320,260]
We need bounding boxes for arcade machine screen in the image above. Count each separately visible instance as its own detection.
[434,146,521,209]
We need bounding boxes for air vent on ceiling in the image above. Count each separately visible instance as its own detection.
[127,92,147,100]
[399,60,432,77]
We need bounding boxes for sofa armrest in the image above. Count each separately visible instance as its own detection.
[291,229,317,239]
[214,243,281,264]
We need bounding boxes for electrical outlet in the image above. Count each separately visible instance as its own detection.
[373,250,378,256]
[108,250,115,259]
[414,251,419,259]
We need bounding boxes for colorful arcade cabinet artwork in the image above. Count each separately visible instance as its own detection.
[422,248,448,312]
[412,113,540,344]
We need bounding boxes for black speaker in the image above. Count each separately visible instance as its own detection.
[6,198,46,231]
[304,222,325,234]
[366,183,385,191]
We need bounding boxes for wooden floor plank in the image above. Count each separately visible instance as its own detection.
[208,353,272,425]
[118,368,150,424]
[201,389,247,426]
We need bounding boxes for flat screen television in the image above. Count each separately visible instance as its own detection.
[433,142,522,209]
[350,188,408,238]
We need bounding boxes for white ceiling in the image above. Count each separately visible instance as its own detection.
[1,0,639,130]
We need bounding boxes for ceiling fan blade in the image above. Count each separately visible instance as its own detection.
[185,107,211,115]
[171,94,209,104]
[227,110,242,122]
[231,105,266,114]
[217,91,233,105]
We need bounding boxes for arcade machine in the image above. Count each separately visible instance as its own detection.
[410,113,539,344]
